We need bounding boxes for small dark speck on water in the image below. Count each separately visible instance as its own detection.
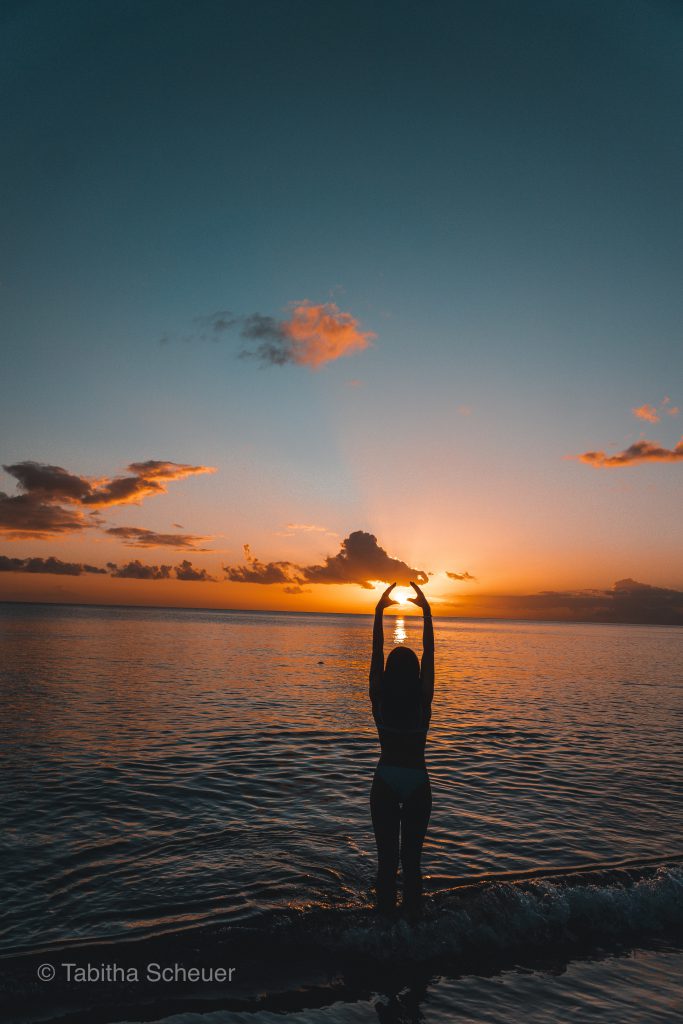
[318,660,324,664]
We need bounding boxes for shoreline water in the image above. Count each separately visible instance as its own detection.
[2,858,682,1023]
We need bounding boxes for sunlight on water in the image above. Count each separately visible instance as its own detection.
[392,616,407,644]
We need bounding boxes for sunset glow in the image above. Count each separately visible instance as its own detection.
[0,1,681,626]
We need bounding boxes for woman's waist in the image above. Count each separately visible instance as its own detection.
[378,753,427,769]
[378,735,427,764]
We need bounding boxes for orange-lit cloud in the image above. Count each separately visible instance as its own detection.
[574,437,683,467]
[188,302,375,369]
[447,570,476,581]
[0,459,215,538]
[632,398,680,423]
[84,460,215,506]
[632,403,660,423]
[279,301,375,369]
[0,555,106,575]
[223,530,428,590]
[105,526,212,550]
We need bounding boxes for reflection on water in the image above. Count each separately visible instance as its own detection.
[392,617,407,644]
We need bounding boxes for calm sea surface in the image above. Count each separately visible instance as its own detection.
[1,602,682,1023]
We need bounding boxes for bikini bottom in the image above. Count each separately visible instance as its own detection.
[375,763,429,801]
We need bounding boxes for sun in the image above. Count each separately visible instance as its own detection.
[391,586,413,606]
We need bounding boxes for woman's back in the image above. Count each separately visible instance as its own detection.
[374,706,429,768]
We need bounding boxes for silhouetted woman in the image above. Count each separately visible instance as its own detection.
[369,581,434,918]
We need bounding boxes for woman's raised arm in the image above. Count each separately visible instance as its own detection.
[369,583,397,701]
[409,581,434,707]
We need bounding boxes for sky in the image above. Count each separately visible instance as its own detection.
[1,0,682,622]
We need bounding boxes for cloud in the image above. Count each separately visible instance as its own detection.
[174,560,217,581]
[0,555,106,575]
[0,459,215,538]
[2,462,92,500]
[107,560,172,579]
[3,459,214,507]
[276,301,375,368]
[224,558,302,585]
[193,310,240,339]
[276,523,338,539]
[447,570,476,581]
[0,493,89,539]
[105,526,212,550]
[1,552,218,580]
[223,531,428,590]
[446,578,683,626]
[301,531,428,589]
[632,404,660,424]
[610,577,683,622]
[633,398,680,423]
[83,460,215,506]
[193,301,374,369]
[283,584,311,595]
[574,437,683,467]
[286,523,330,533]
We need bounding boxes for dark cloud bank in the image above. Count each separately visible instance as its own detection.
[105,560,216,581]
[0,556,217,582]
[224,530,428,590]
[0,556,106,576]
[451,579,683,626]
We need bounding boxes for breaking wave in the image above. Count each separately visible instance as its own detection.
[2,857,682,1024]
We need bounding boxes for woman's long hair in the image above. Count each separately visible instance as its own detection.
[380,646,422,728]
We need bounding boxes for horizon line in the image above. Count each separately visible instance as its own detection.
[0,598,679,629]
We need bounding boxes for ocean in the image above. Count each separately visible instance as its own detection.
[1,601,682,1023]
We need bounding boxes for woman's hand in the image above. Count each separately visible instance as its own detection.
[375,582,398,612]
[408,581,431,613]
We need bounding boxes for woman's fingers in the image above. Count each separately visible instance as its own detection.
[376,582,398,610]
[408,580,430,610]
